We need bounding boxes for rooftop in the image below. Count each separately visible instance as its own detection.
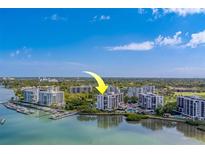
[178,95,205,101]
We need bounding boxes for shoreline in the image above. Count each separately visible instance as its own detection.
[2,100,187,123]
[0,86,199,127]
[148,115,185,123]
[79,112,186,123]
[79,112,126,116]
[2,102,205,132]
[1,102,185,123]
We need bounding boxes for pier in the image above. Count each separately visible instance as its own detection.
[3,102,78,120]
[49,111,78,120]
[13,102,79,120]
[3,102,35,115]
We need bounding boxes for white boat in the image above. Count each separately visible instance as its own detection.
[0,118,6,125]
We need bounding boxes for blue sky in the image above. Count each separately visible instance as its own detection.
[1,8,205,77]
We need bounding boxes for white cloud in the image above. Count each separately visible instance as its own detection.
[107,41,154,51]
[44,14,67,21]
[152,8,159,15]
[186,30,205,48]
[106,30,205,51]
[100,15,110,20]
[10,50,20,57]
[16,50,20,55]
[137,8,145,14]
[90,15,110,22]
[106,31,183,51]
[10,46,32,59]
[92,15,98,20]
[155,31,182,46]
[163,8,205,17]
[145,8,205,19]
[151,8,164,19]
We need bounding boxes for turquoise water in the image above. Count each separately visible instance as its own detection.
[0,86,15,102]
[0,86,205,145]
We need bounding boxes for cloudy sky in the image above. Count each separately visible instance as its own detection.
[1,8,205,77]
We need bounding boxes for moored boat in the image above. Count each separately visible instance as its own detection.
[16,107,30,115]
[0,118,6,125]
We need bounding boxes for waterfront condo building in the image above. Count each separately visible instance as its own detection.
[70,85,92,93]
[22,86,64,107]
[139,93,164,111]
[128,85,155,97]
[39,86,64,106]
[96,86,124,111]
[22,87,39,103]
[177,96,205,120]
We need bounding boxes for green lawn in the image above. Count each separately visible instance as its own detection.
[174,92,205,99]
[164,96,176,104]
[164,92,205,104]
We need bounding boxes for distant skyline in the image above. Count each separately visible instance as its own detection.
[1,8,205,77]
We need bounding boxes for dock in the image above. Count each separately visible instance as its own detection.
[49,111,78,120]
[3,102,35,115]
[3,102,78,120]
[14,102,78,120]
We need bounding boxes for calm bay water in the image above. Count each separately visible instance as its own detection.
[0,86,205,145]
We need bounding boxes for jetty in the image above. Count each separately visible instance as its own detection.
[3,102,35,115]
[14,102,57,113]
[3,102,78,120]
[49,111,78,120]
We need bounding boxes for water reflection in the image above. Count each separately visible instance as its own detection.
[139,119,176,131]
[77,115,97,122]
[97,115,123,129]
[77,115,123,129]
[136,119,205,142]
[33,110,51,118]
[176,123,205,142]
[77,115,205,142]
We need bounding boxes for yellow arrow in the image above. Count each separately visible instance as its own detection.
[83,71,108,95]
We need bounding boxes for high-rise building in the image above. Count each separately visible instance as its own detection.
[70,85,92,93]
[177,96,205,120]
[39,86,64,106]
[22,86,64,107]
[139,93,163,111]
[22,87,39,103]
[96,86,124,111]
[128,86,155,97]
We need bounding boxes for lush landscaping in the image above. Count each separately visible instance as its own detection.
[64,92,96,111]
[175,92,205,99]
[185,120,205,126]
[155,101,177,116]
[1,79,98,111]
[3,78,205,116]
[197,125,205,131]
[125,113,149,121]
